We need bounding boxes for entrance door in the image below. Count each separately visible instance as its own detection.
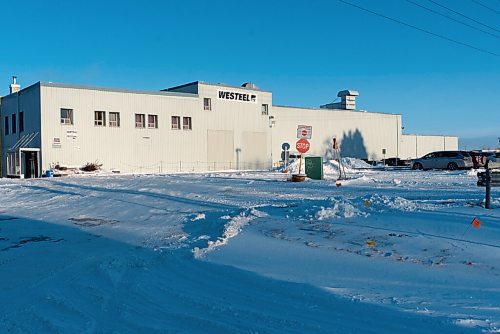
[23,152,39,178]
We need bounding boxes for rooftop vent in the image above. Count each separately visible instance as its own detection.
[10,76,20,94]
[320,89,359,110]
[241,82,258,90]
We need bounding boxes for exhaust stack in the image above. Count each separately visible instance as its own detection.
[10,76,20,94]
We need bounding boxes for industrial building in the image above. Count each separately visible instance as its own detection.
[0,77,457,178]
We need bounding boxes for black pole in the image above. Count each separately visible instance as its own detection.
[485,167,491,209]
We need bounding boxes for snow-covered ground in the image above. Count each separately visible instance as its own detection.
[0,162,499,333]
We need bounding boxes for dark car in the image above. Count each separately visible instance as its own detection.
[384,158,411,167]
[412,151,473,171]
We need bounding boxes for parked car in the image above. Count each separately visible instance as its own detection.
[469,151,495,169]
[411,151,473,171]
[384,158,411,167]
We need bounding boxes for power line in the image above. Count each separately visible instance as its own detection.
[427,0,500,33]
[406,0,500,39]
[337,0,499,57]
[471,0,500,14]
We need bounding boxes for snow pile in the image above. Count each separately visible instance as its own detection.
[342,157,373,169]
[283,157,372,177]
[193,208,268,258]
[316,200,367,220]
[191,213,206,221]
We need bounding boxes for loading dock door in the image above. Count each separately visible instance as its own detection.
[207,130,234,170]
[242,131,267,170]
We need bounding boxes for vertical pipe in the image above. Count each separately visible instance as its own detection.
[415,136,418,158]
[19,149,22,178]
[485,168,491,209]
[396,116,399,166]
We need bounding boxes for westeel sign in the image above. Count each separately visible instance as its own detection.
[218,90,257,103]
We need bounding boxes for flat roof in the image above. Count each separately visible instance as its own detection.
[273,104,402,116]
[1,81,199,101]
[166,81,272,93]
[40,82,198,98]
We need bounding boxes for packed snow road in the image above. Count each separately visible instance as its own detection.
[0,166,499,333]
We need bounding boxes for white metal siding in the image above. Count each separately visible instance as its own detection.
[40,86,204,173]
[38,83,273,174]
[271,106,402,162]
[1,81,460,176]
[400,134,459,159]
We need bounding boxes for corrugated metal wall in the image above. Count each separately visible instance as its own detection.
[400,134,459,159]
[1,81,460,176]
[41,86,204,173]
[1,84,41,175]
[38,83,273,174]
[271,106,402,162]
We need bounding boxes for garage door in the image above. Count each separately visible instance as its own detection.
[242,131,268,170]
[207,130,234,170]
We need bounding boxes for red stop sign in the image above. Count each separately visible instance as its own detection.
[301,129,308,136]
[296,138,310,154]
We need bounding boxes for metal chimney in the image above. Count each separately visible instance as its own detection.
[10,76,20,94]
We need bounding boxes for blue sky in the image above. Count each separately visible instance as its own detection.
[1,0,499,149]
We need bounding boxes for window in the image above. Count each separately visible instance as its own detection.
[60,108,73,125]
[19,112,24,132]
[262,104,269,115]
[94,111,106,126]
[183,117,192,130]
[148,114,158,128]
[171,116,180,130]
[203,98,212,111]
[109,112,120,127]
[4,116,9,135]
[135,114,145,128]
[12,114,16,134]
[423,153,435,159]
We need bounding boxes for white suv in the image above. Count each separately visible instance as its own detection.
[412,151,473,171]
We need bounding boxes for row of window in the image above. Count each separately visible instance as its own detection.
[60,109,192,130]
[203,97,269,116]
[4,112,24,136]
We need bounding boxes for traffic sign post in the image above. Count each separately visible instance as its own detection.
[296,138,310,175]
[296,138,310,154]
[281,142,291,171]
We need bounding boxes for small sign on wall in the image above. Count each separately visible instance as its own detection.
[67,130,78,139]
[52,137,61,148]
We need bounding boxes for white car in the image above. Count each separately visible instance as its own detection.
[412,151,473,171]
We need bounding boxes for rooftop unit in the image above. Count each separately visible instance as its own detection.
[320,89,359,110]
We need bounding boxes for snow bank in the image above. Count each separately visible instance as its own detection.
[283,157,372,176]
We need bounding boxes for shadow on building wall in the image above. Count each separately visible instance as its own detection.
[340,129,368,159]
[321,131,367,160]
